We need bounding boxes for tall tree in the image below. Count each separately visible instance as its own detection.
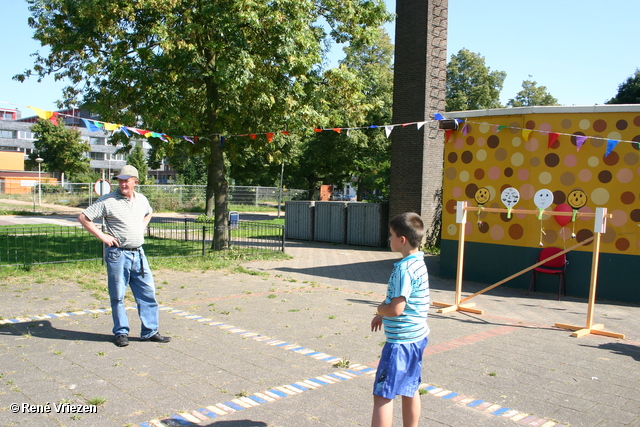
[27,118,90,180]
[507,77,558,107]
[17,0,390,248]
[126,144,150,185]
[446,48,506,112]
[607,69,640,104]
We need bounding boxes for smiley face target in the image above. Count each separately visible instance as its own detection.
[567,189,588,210]
[474,187,490,205]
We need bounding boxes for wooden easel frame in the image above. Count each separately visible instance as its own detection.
[432,201,624,339]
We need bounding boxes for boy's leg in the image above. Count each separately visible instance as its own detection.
[371,395,394,427]
[401,390,421,427]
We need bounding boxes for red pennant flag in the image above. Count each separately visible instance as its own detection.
[281,131,290,136]
[314,128,323,132]
[266,132,274,143]
[548,133,560,148]
[445,129,453,143]
[49,112,59,126]
[332,128,342,133]
[250,134,257,140]
[402,123,411,127]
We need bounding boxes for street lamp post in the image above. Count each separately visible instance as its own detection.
[35,157,43,207]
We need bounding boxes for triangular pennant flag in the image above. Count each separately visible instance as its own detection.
[266,132,274,143]
[94,121,104,129]
[402,122,411,127]
[160,134,169,142]
[522,129,532,141]
[575,135,588,151]
[332,128,342,133]
[416,121,427,130]
[548,132,560,148]
[369,125,378,129]
[497,125,508,132]
[314,128,323,132]
[346,129,350,137]
[103,122,120,131]
[445,129,453,143]
[250,134,257,140]
[182,136,194,144]
[82,118,101,132]
[434,113,445,121]
[281,131,290,136]
[384,126,393,138]
[605,139,619,157]
[118,126,131,137]
[28,106,52,120]
[462,124,469,136]
[49,112,59,126]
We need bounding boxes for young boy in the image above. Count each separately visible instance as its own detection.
[371,212,430,427]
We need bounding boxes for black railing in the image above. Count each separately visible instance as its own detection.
[0,220,284,267]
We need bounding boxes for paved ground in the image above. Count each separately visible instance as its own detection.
[1,214,639,427]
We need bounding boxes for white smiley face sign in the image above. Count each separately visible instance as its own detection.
[533,189,553,211]
[501,187,520,208]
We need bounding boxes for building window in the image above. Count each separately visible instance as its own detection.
[90,152,106,160]
[0,130,15,139]
[90,137,105,145]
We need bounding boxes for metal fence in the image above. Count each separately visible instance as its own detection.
[0,219,284,267]
[0,181,308,212]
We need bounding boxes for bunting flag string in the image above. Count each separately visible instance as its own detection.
[3,100,638,158]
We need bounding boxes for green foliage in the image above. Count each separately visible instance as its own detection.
[607,69,640,104]
[446,48,506,112]
[27,119,90,178]
[19,0,391,239]
[126,144,150,185]
[507,77,558,107]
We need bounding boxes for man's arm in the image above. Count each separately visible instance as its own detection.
[142,213,152,229]
[78,213,120,247]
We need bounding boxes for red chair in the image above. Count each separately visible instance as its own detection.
[528,247,568,300]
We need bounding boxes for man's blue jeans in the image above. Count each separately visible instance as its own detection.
[105,246,158,339]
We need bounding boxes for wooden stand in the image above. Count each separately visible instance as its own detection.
[433,202,625,339]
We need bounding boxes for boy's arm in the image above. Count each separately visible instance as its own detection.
[377,296,406,317]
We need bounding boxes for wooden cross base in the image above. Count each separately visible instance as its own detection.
[554,322,625,339]
[432,301,484,315]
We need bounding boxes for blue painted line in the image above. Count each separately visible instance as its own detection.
[310,378,329,385]
[305,351,321,356]
[224,401,245,411]
[268,388,288,398]
[345,369,362,376]
[467,399,484,407]
[442,392,459,400]
[288,346,305,351]
[290,383,308,391]
[9,319,18,323]
[321,356,336,361]
[139,423,152,427]
[45,314,56,318]
[198,407,219,418]
[163,415,194,426]
[491,407,511,416]
[359,367,375,373]
[326,373,347,381]
[275,342,289,347]
[249,395,268,404]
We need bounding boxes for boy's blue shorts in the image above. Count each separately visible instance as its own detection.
[373,337,428,400]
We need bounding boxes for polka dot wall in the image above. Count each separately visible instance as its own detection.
[442,107,640,256]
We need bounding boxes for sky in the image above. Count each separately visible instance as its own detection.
[1,0,639,118]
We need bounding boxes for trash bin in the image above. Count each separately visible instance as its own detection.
[229,211,239,228]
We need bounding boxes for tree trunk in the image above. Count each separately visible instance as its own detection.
[206,134,229,250]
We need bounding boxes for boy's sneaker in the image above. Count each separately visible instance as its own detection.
[115,334,129,347]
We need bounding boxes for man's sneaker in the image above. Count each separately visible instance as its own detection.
[142,333,171,343]
[115,334,129,347]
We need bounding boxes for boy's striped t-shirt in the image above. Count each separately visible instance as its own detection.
[382,252,430,343]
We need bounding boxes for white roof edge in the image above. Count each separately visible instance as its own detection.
[444,104,640,118]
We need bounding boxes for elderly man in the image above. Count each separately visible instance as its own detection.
[78,165,170,347]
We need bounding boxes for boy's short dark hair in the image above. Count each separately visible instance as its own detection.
[389,212,424,249]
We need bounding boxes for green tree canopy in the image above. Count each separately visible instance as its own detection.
[507,77,558,107]
[607,69,640,104]
[446,48,506,112]
[27,118,90,180]
[126,144,150,185]
[18,0,390,247]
